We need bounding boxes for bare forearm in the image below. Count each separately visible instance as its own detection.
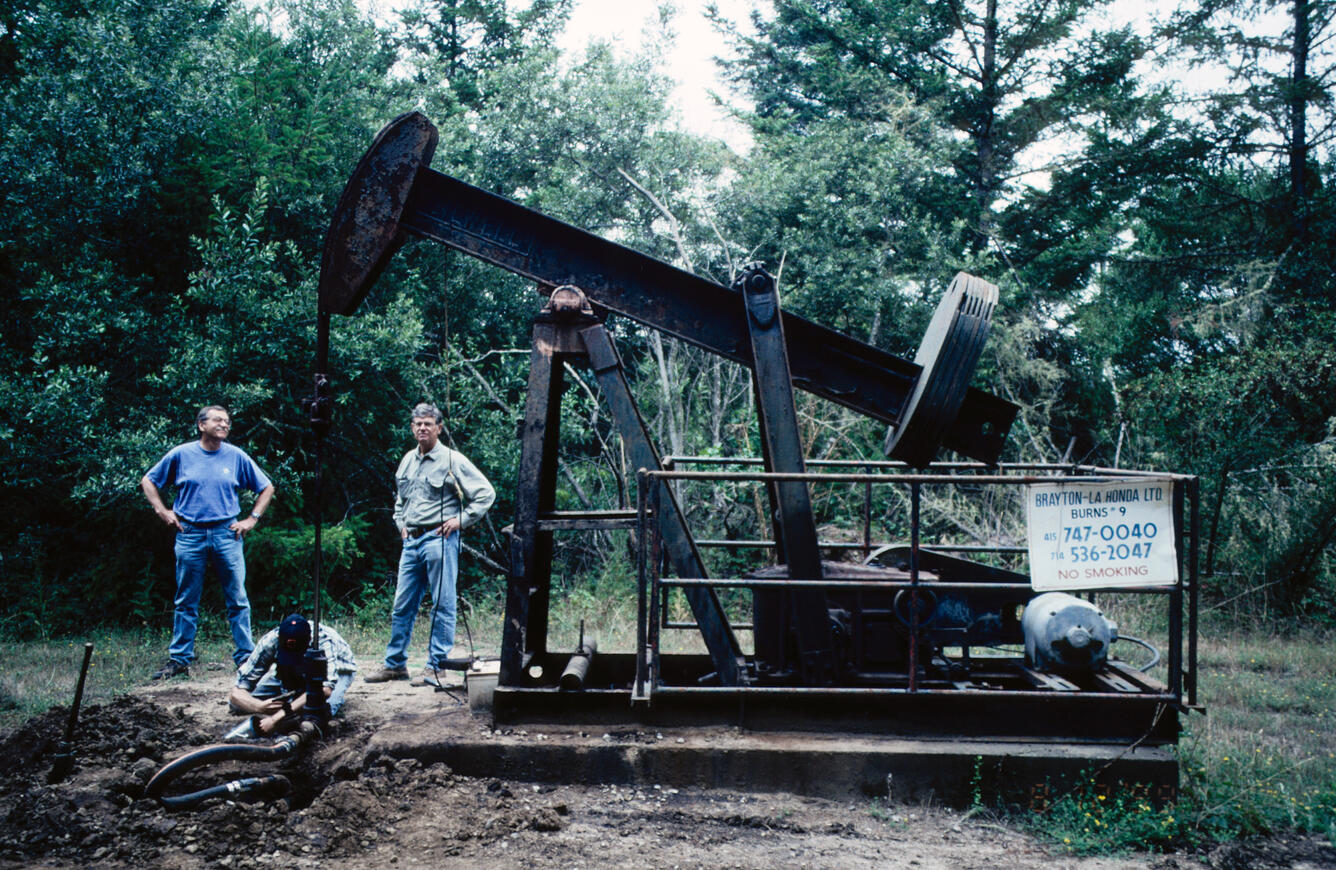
[251,484,275,518]
[141,477,167,512]
[286,684,333,712]
[257,685,333,733]
[142,477,182,530]
[228,687,268,714]
[233,484,276,537]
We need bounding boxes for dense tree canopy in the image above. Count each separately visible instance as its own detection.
[1,0,1334,633]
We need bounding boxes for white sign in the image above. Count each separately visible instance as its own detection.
[1025,479,1179,591]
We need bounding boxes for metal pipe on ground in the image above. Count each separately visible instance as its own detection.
[560,639,598,691]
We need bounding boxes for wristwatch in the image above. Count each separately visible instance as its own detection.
[249,512,263,521]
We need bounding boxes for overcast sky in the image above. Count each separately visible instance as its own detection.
[559,0,757,146]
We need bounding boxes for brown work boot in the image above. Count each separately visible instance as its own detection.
[152,659,189,680]
[363,665,409,683]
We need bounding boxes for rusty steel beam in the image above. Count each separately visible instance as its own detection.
[737,265,835,684]
[581,324,744,685]
[319,112,1016,465]
[500,316,571,686]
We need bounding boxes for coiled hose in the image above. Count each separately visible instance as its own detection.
[145,721,317,810]
[1114,633,1162,672]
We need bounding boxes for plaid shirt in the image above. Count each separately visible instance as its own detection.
[235,622,358,691]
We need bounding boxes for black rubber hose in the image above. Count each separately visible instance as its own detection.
[153,775,291,810]
[146,724,313,809]
[1114,633,1162,672]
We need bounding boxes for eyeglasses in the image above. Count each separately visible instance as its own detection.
[205,417,231,426]
[411,421,439,429]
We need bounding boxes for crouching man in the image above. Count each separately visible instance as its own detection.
[228,614,357,736]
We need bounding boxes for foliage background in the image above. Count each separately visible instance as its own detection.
[1,0,1334,641]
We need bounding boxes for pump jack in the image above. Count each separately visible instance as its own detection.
[316,113,1192,760]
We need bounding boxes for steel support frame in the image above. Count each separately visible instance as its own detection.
[500,309,743,689]
[500,464,1195,759]
[500,315,580,685]
[618,464,1196,740]
[319,114,1195,743]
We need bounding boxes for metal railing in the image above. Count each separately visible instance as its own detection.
[634,460,1199,707]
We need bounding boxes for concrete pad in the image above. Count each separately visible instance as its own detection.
[363,708,1177,808]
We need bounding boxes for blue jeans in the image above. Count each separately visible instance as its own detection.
[170,523,253,667]
[384,530,459,669]
[245,670,353,716]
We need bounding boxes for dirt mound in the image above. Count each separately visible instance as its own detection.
[0,695,210,864]
[0,694,480,868]
[1,694,200,774]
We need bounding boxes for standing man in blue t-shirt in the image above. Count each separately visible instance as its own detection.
[141,405,275,679]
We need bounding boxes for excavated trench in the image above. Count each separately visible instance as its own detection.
[0,696,427,865]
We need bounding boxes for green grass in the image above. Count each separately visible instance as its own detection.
[1174,626,1336,839]
[0,625,227,731]
[1016,615,1336,855]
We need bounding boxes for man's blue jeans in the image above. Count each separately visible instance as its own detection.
[384,530,459,669]
[170,523,253,667]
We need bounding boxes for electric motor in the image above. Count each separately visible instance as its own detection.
[1022,592,1117,674]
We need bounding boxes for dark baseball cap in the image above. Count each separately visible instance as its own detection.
[277,614,311,673]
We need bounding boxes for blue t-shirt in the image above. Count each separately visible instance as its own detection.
[146,442,272,524]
